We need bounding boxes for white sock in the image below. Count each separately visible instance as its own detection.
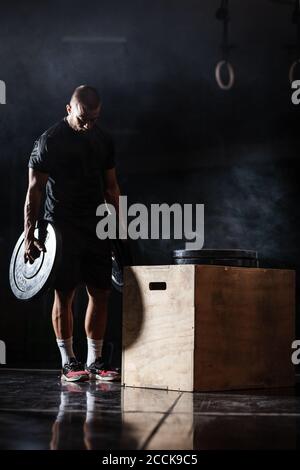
[56,337,75,367]
[87,338,103,366]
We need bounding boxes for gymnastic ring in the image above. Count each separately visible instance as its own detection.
[215,60,235,90]
[289,59,300,84]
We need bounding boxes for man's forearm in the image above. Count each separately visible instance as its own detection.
[105,185,120,214]
[24,187,42,238]
[104,186,128,236]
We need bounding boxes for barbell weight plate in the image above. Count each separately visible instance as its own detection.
[173,249,258,260]
[111,239,132,293]
[9,221,61,300]
[111,254,123,293]
[173,257,259,267]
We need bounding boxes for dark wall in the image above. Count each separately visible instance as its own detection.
[0,0,299,367]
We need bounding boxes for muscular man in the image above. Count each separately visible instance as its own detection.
[24,85,121,382]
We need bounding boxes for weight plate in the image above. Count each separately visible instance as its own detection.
[173,249,258,259]
[111,239,132,293]
[9,221,61,300]
[174,257,259,267]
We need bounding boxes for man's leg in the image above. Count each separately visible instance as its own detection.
[53,288,89,382]
[85,286,120,381]
[85,286,110,366]
[52,289,75,340]
[85,286,110,340]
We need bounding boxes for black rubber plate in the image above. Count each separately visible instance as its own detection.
[173,249,258,259]
[111,239,132,293]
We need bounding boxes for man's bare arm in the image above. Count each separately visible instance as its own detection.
[104,168,120,214]
[104,168,128,237]
[24,168,48,262]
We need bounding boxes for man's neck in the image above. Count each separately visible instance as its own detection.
[65,115,73,129]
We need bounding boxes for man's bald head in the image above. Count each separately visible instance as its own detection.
[66,85,101,132]
[70,85,101,110]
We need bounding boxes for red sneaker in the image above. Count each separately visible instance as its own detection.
[61,358,89,382]
[86,358,121,382]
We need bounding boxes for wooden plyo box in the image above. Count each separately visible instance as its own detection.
[122,265,295,392]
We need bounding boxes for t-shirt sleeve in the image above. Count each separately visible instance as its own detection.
[104,135,115,170]
[28,134,52,174]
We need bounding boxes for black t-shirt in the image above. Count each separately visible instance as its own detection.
[28,118,115,225]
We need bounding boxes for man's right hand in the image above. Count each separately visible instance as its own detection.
[24,236,46,264]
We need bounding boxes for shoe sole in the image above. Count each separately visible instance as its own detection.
[87,372,120,382]
[95,374,121,382]
[61,374,89,383]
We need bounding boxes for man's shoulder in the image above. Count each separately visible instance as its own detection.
[94,124,114,145]
[38,120,67,146]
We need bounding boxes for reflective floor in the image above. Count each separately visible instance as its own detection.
[0,370,299,450]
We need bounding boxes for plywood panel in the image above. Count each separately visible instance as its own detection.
[122,265,195,391]
[194,266,295,391]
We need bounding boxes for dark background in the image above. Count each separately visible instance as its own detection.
[0,0,299,368]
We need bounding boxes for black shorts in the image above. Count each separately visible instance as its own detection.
[53,223,112,291]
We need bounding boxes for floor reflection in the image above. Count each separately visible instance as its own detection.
[49,381,139,450]
[0,370,299,450]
